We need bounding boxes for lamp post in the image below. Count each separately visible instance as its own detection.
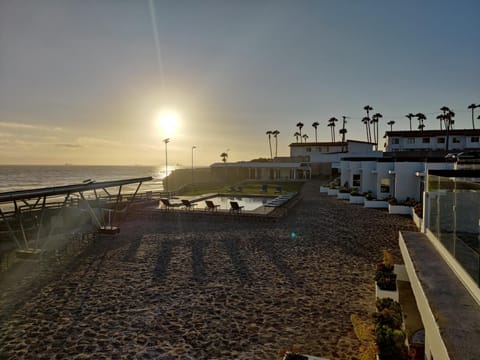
[163,138,170,197]
[191,145,197,188]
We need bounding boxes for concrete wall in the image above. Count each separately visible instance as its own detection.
[393,162,424,202]
[360,160,377,195]
[376,162,394,199]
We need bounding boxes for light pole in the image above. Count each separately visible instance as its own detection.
[163,138,170,197]
[191,145,197,188]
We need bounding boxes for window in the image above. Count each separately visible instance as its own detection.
[317,147,322,152]
[471,136,479,143]
[437,137,445,144]
[352,174,361,187]
[422,137,430,144]
[392,138,399,144]
[453,137,460,143]
[380,178,390,193]
[407,138,415,144]
[306,147,311,152]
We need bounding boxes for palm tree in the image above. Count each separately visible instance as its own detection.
[468,103,479,129]
[405,113,414,131]
[266,130,273,159]
[327,122,334,142]
[371,113,383,150]
[415,113,426,130]
[328,117,338,142]
[302,134,309,143]
[220,152,228,163]
[294,131,301,143]
[417,123,425,132]
[440,106,450,130]
[387,120,395,131]
[296,122,304,140]
[362,117,371,142]
[340,116,347,143]
[272,130,280,158]
[444,110,455,151]
[312,121,320,142]
[436,114,444,130]
[364,105,373,142]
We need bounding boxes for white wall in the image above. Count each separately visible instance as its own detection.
[393,162,424,201]
[376,162,395,199]
[360,161,377,195]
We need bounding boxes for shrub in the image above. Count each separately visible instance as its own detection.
[375,250,397,291]
[373,298,408,360]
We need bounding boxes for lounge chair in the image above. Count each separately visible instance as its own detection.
[160,198,182,210]
[181,199,197,210]
[234,186,243,192]
[229,201,244,213]
[274,186,282,194]
[261,184,268,193]
[205,200,220,211]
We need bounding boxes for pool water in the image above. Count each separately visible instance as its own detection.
[202,195,273,211]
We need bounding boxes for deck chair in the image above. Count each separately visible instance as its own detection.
[205,200,220,211]
[229,201,244,213]
[181,199,197,210]
[261,184,268,193]
[274,186,282,194]
[160,198,182,210]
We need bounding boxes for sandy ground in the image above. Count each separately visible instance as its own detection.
[0,180,416,360]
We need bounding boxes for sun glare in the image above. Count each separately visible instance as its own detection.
[156,109,180,137]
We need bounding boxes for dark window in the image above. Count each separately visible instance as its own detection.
[352,174,361,187]
[317,147,322,152]
[422,137,430,143]
[453,137,460,143]
[437,137,445,144]
[471,136,479,143]
[306,147,311,152]
[407,138,415,144]
[392,138,399,144]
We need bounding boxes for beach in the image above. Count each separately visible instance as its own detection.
[0,180,416,359]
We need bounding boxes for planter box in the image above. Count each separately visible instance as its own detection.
[394,264,409,282]
[337,192,350,200]
[327,188,338,196]
[388,204,412,215]
[364,200,389,209]
[320,186,330,193]
[349,195,365,204]
[411,209,423,232]
[375,282,399,302]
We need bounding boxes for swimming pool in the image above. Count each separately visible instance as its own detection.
[202,195,273,211]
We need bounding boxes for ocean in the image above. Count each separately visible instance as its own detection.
[0,165,179,194]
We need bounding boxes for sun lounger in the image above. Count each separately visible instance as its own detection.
[274,186,282,194]
[181,199,197,210]
[205,200,220,211]
[160,198,182,210]
[229,201,244,213]
[261,184,268,193]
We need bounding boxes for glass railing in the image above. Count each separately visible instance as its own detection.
[427,175,480,286]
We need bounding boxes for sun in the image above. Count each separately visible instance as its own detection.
[156,109,180,137]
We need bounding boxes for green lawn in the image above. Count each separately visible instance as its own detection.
[182,181,305,196]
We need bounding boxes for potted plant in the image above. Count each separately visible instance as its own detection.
[349,189,365,204]
[375,250,398,300]
[373,298,409,360]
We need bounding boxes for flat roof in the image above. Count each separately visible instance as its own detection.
[0,177,153,203]
[289,139,375,147]
[402,231,480,359]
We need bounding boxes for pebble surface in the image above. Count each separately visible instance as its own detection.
[0,180,416,359]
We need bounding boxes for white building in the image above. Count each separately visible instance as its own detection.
[385,129,480,152]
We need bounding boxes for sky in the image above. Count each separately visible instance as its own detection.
[0,0,479,166]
